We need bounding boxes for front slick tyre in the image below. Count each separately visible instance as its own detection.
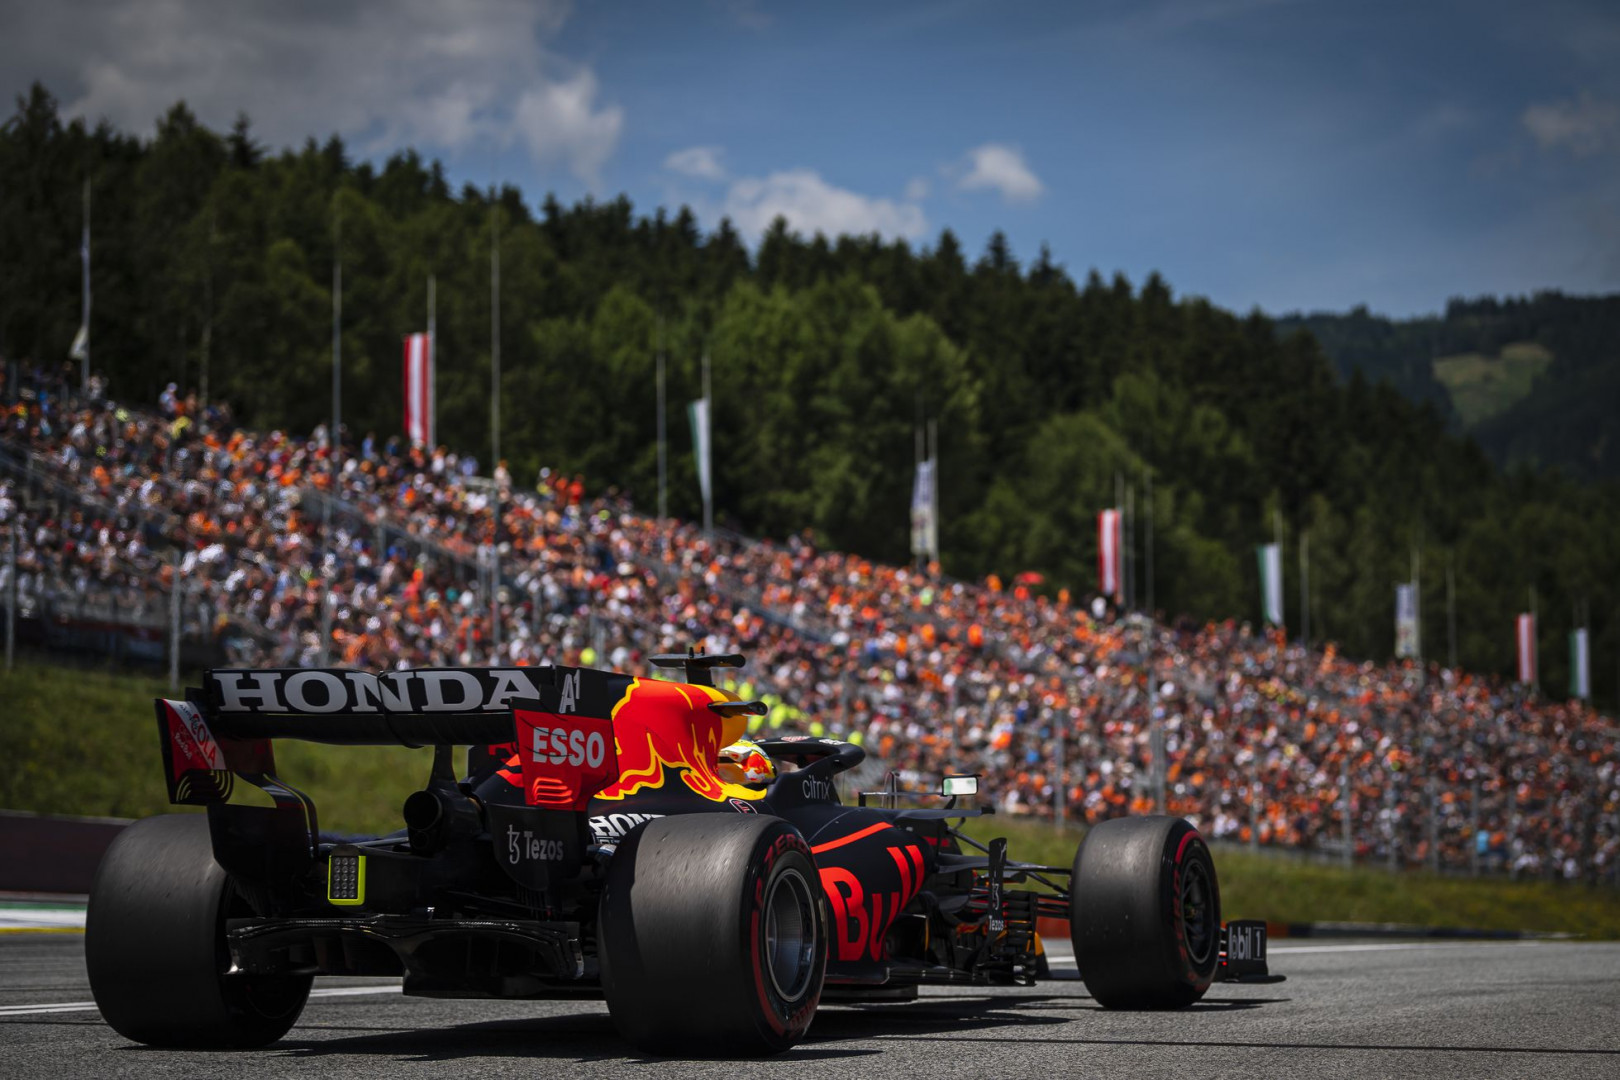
[85,814,311,1047]
[1070,815,1220,1010]
[599,814,826,1056]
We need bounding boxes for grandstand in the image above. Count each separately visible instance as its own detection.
[1,371,1615,884]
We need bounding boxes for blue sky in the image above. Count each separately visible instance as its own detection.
[6,0,1619,316]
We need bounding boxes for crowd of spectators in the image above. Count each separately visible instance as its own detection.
[2,363,1615,883]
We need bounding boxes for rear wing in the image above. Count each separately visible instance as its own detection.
[156,665,624,811]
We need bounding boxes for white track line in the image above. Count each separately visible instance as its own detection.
[1267,940,1545,955]
[1042,940,1547,963]
[0,984,403,1019]
[0,910,88,931]
[2,943,1554,1018]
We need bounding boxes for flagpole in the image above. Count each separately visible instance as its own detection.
[1530,584,1538,696]
[1144,464,1154,616]
[427,273,436,449]
[1124,483,1135,612]
[490,201,502,663]
[201,210,215,408]
[1273,508,1283,636]
[1412,541,1422,664]
[322,212,341,667]
[933,414,946,569]
[81,178,91,394]
[656,317,667,524]
[1300,528,1309,645]
[1446,554,1457,671]
[702,349,713,535]
[914,421,925,572]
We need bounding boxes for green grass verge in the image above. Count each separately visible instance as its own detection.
[0,661,427,835]
[961,816,1620,939]
[4,661,1615,936]
[1432,341,1553,427]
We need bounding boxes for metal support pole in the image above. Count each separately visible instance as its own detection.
[490,205,502,663]
[491,541,501,664]
[1249,754,1260,851]
[1412,542,1422,664]
[1470,779,1481,877]
[1144,466,1154,615]
[702,350,713,535]
[1530,585,1539,696]
[1149,668,1165,814]
[1052,707,1065,830]
[1385,779,1398,871]
[657,318,667,525]
[1273,509,1283,638]
[169,550,181,691]
[1124,484,1135,612]
[81,179,91,394]
[928,419,939,569]
[427,273,436,449]
[1446,555,1457,671]
[1341,757,1352,868]
[323,213,341,669]
[1509,781,1520,879]
[1428,779,1440,873]
[6,521,16,672]
[1300,529,1310,646]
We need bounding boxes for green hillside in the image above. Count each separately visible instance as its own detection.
[1278,294,1620,478]
[1432,341,1553,427]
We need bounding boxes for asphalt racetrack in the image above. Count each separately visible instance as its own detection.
[2,933,1617,1079]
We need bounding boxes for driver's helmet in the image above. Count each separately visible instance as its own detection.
[718,737,776,785]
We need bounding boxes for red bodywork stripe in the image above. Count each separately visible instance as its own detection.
[811,822,889,855]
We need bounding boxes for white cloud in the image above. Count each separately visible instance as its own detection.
[904,176,931,201]
[665,145,728,181]
[3,0,623,185]
[1523,93,1620,157]
[956,143,1044,203]
[723,169,927,241]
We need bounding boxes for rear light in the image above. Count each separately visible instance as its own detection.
[327,846,367,906]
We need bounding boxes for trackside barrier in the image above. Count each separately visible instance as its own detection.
[0,811,133,895]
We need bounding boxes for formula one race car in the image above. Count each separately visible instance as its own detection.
[86,652,1279,1056]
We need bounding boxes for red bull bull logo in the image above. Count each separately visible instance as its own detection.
[595,678,765,803]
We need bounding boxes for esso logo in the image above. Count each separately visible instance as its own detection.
[530,725,608,769]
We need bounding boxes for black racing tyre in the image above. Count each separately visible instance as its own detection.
[85,815,312,1047]
[1069,815,1220,1009]
[598,814,826,1056]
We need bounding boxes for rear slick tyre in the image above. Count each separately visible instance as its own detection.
[1069,815,1220,1009]
[598,814,826,1056]
[85,815,311,1047]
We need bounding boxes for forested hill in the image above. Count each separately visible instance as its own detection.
[1276,293,1620,479]
[2,83,1618,699]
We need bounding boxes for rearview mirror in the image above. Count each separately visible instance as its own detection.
[940,775,978,797]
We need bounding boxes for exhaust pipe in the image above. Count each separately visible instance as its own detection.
[402,786,481,855]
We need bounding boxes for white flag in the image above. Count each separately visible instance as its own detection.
[1570,628,1590,700]
[403,332,433,447]
[688,397,711,511]
[1257,543,1282,626]
[69,324,88,362]
[1098,509,1122,599]
[1394,583,1419,658]
[911,460,936,560]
